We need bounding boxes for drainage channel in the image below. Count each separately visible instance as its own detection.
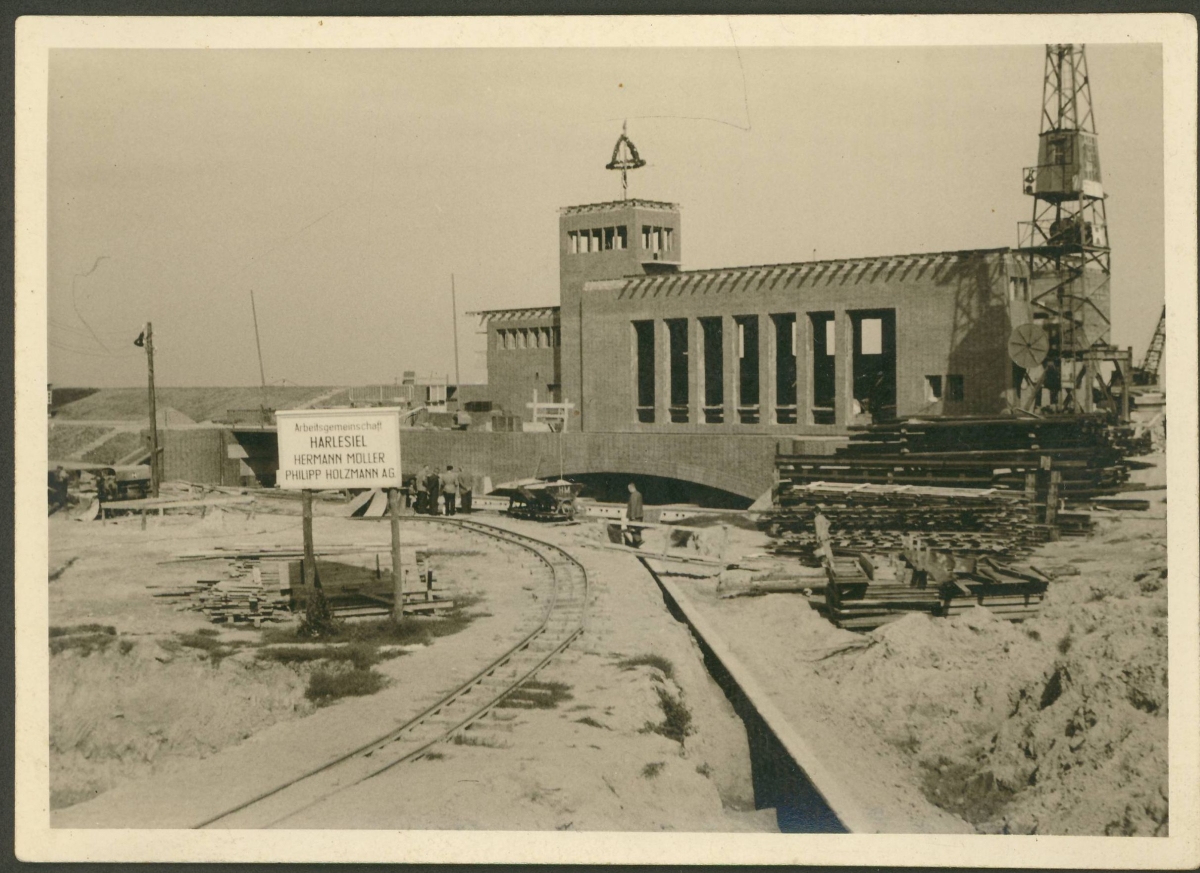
[639,558,870,835]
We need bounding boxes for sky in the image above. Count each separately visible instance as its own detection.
[47,44,1164,388]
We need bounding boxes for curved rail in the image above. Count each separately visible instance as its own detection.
[196,516,588,829]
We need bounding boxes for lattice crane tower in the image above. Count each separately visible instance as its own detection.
[1016,44,1118,413]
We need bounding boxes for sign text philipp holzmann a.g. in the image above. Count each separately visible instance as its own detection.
[274,408,402,491]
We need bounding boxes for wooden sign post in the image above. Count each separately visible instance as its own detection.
[389,487,404,621]
[275,407,404,620]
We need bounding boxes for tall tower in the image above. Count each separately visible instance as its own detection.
[1016,44,1113,410]
[558,128,680,421]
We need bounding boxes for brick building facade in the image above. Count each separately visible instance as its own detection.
[474,195,1102,436]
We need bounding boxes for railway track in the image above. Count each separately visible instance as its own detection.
[196,516,588,829]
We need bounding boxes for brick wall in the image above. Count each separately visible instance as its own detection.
[578,250,1016,435]
[484,313,561,418]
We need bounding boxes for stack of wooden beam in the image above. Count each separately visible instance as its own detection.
[765,482,1048,561]
[158,560,292,626]
[778,413,1136,500]
[823,552,943,630]
[817,531,1050,631]
[904,537,1049,624]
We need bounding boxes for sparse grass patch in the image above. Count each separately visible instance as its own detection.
[304,666,387,706]
[49,633,116,657]
[50,624,115,638]
[576,716,609,730]
[695,762,712,777]
[497,679,573,710]
[175,632,249,666]
[641,761,665,779]
[617,654,675,680]
[1025,629,1042,642]
[642,686,694,745]
[194,628,221,637]
[1057,633,1074,655]
[258,642,382,671]
[423,751,445,761]
[264,594,484,650]
[450,732,506,748]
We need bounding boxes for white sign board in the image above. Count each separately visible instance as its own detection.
[275,407,402,491]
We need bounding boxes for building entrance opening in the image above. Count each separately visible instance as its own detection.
[850,309,897,422]
[700,317,724,424]
[809,312,836,425]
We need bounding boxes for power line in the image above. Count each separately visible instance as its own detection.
[49,339,141,359]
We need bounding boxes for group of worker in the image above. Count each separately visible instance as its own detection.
[413,464,473,516]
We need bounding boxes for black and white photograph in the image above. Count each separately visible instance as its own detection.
[14,14,1199,866]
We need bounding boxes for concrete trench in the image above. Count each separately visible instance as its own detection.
[640,558,852,834]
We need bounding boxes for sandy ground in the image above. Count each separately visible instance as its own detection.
[48,505,772,832]
[47,450,1168,835]
[664,453,1169,836]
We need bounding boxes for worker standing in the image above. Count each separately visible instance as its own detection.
[625,482,644,547]
[424,466,442,515]
[414,464,431,514]
[458,467,473,514]
[441,465,459,516]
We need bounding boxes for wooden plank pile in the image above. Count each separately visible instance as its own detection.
[823,552,943,631]
[778,413,1136,500]
[765,481,1049,561]
[815,520,1049,631]
[904,536,1049,624]
[157,559,293,626]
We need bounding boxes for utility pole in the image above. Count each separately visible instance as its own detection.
[143,322,160,497]
[450,274,461,389]
[250,290,269,425]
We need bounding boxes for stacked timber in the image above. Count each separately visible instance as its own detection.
[819,530,1049,631]
[779,413,1136,500]
[765,482,1049,561]
[158,560,292,626]
[823,552,943,630]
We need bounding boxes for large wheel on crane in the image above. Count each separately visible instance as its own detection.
[1008,322,1051,370]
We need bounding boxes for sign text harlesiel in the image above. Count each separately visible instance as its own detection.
[274,408,402,491]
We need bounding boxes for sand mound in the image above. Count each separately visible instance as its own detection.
[814,533,1168,835]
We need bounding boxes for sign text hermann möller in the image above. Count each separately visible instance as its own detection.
[274,407,403,491]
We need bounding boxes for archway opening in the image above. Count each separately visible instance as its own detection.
[558,472,752,510]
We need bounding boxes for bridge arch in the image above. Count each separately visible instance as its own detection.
[398,430,784,504]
